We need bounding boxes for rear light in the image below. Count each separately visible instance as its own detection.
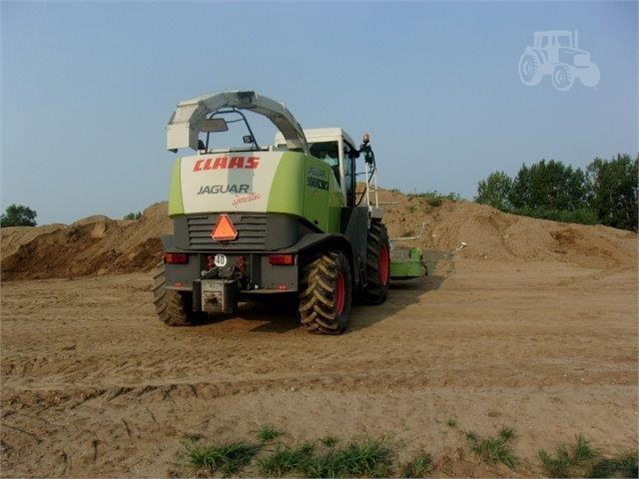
[236,255,247,273]
[164,253,188,264]
[268,254,295,266]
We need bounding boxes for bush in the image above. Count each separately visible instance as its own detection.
[511,207,599,226]
[408,191,462,207]
[123,211,142,220]
[1,204,37,227]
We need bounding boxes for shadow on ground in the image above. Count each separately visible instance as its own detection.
[193,249,454,334]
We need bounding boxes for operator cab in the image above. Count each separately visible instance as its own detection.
[274,128,360,206]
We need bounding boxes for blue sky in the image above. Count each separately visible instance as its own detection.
[1,1,637,224]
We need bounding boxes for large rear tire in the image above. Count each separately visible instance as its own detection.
[519,52,543,86]
[152,263,196,326]
[299,251,352,334]
[361,220,390,304]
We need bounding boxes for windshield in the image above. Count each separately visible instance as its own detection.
[309,141,341,184]
[198,109,276,153]
[557,34,572,47]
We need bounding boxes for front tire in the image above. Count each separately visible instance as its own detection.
[299,251,352,334]
[152,262,196,326]
[552,64,574,91]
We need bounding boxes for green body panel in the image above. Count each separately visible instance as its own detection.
[390,247,427,279]
[328,175,346,232]
[266,152,344,232]
[168,158,185,216]
[267,152,306,217]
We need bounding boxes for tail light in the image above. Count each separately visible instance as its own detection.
[236,255,247,273]
[268,254,295,266]
[164,253,188,264]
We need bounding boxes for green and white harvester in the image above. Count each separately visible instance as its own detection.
[154,91,426,334]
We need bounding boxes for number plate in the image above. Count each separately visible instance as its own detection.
[214,253,227,267]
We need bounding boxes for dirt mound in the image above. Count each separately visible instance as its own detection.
[1,203,170,281]
[1,193,636,281]
[378,189,637,269]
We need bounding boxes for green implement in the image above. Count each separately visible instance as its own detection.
[390,246,427,280]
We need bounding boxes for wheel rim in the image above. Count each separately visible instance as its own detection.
[335,273,346,315]
[521,58,534,80]
[379,244,390,286]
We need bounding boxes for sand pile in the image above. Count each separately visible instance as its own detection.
[1,203,171,281]
[378,189,637,269]
[1,193,636,281]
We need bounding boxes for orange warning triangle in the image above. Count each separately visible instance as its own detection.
[211,214,238,241]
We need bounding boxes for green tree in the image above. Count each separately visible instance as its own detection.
[0,204,38,227]
[475,171,513,210]
[509,159,590,211]
[587,154,638,231]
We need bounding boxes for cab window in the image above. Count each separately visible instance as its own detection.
[343,143,356,206]
[309,141,340,184]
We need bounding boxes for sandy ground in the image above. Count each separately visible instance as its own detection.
[1,253,636,477]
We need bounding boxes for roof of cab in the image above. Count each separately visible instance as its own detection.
[534,30,573,36]
[275,128,357,149]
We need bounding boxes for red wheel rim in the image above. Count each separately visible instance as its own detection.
[335,273,346,315]
[379,244,390,286]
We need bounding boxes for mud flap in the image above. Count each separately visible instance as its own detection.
[198,280,237,314]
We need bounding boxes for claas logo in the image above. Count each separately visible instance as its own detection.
[193,156,259,172]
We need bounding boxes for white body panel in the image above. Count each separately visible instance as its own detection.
[179,152,284,214]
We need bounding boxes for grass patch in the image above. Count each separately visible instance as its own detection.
[257,442,315,477]
[177,428,635,478]
[303,436,395,478]
[539,436,637,478]
[538,435,597,477]
[256,424,284,443]
[589,450,638,478]
[320,435,340,448]
[181,438,260,476]
[466,427,518,468]
[399,451,433,478]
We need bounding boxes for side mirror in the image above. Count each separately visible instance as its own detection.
[243,135,254,144]
[362,133,370,145]
[201,118,229,133]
